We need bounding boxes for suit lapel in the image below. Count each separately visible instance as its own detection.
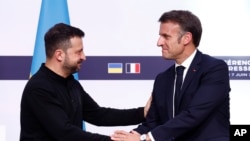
[178,51,202,109]
[176,50,202,111]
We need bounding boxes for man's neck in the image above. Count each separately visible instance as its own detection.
[45,61,69,78]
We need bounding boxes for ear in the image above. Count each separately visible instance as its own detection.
[54,49,64,62]
[182,32,192,46]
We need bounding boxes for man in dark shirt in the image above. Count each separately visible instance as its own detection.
[20,23,150,141]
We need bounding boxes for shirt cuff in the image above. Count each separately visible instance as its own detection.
[148,132,155,141]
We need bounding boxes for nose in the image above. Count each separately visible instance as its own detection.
[157,36,163,47]
[81,51,86,61]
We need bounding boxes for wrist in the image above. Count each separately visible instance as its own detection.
[140,134,151,141]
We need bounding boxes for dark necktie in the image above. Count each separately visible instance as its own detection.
[174,66,185,115]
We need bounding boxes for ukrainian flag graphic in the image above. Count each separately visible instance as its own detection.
[108,63,123,73]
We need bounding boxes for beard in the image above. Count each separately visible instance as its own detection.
[63,57,82,75]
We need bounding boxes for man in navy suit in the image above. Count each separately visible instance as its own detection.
[111,10,230,141]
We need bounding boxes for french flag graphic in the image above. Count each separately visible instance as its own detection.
[126,63,140,73]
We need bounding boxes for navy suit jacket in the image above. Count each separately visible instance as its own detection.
[135,50,230,141]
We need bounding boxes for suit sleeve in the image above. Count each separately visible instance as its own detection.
[133,93,162,133]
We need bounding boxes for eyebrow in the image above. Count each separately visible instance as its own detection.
[160,33,171,38]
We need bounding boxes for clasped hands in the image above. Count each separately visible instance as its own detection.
[111,130,140,141]
[111,95,152,141]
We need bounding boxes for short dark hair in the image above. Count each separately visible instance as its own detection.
[44,23,85,58]
[158,10,202,47]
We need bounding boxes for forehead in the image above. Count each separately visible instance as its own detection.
[69,37,83,49]
[159,22,181,34]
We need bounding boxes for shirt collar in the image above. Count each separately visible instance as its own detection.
[175,49,197,80]
[40,63,75,85]
[175,49,197,69]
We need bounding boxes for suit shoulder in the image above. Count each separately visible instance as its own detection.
[155,65,175,79]
[201,53,227,67]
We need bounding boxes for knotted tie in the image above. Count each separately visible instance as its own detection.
[174,66,185,115]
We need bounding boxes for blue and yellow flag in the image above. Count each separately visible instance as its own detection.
[30,0,84,129]
[30,0,70,77]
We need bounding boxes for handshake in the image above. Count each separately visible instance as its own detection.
[111,130,150,141]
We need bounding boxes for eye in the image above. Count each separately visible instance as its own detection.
[77,51,82,55]
[161,34,170,39]
[76,49,83,54]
